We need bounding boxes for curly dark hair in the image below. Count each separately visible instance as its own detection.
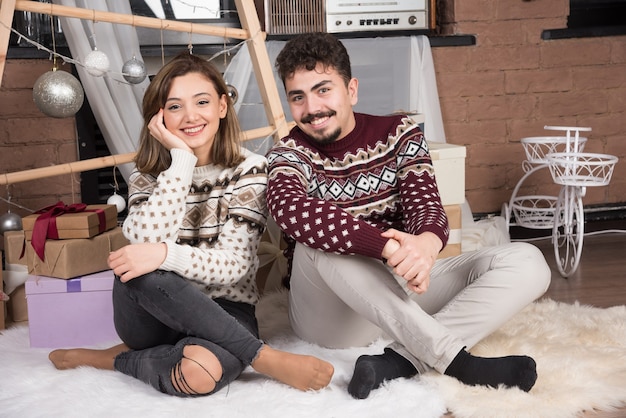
[275,32,352,87]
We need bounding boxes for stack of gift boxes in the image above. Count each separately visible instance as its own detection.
[2,202,129,348]
[428,142,467,259]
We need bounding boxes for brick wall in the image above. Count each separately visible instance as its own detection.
[434,0,626,213]
[0,59,79,218]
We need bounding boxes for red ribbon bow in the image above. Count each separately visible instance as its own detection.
[30,201,89,261]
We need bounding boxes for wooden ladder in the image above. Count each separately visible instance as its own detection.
[0,0,288,185]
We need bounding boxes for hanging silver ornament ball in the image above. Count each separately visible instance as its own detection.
[107,193,126,213]
[33,70,85,118]
[122,57,147,84]
[0,212,23,235]
[226,83,238,105]
[85,49,110,77]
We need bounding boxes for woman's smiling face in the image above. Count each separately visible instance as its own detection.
[162,72,227,164]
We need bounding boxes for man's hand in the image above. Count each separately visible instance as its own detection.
[381,229,442,294]
[108,242,167,282]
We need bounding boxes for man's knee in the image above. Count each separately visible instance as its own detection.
[508,242,552,294]
[171,345,223,396]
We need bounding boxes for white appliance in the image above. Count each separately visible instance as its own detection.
[263,0,430,35]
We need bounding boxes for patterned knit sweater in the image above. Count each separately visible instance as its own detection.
[266,113,449,261]
[123,148,268,305]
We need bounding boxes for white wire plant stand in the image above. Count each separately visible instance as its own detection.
[502,126,618,277]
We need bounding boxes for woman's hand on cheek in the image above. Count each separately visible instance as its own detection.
[148,109,192,153]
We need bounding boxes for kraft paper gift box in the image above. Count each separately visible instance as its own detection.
[3,230,27,266]
[439,204,462,259]
[25,227,129,279]
[3,231,29,322]
[22,202,118,244]
[25,270,120,348]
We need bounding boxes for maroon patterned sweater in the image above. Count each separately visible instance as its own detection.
[266,113,449,261]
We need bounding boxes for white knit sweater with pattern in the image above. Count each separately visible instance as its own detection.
[122,148,268,305]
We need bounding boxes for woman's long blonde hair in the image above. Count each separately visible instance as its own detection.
[134,51,243,176]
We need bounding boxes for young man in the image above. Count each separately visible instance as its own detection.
[266,32,551,399]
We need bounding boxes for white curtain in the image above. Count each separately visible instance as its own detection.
[54,0,148,181]
[409,35,446,145]
[224,35,447,156]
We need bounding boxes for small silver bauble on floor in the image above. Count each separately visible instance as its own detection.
[0,212,22,235]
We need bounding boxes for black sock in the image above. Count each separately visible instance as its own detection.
[348,348,418,399]
[444,349,538,392]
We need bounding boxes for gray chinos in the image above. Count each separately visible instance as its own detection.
[288,241,551,374]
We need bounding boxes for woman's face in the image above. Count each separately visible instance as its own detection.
[162,72,227,164]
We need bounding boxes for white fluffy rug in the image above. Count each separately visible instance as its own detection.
[422,298,626,418]
[1,291,625,418]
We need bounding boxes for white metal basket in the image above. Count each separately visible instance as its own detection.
[511,195,559,229]
[547,152,618,187]
[520,136,587,164]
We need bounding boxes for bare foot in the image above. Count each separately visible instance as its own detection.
[49,343,130,371]
[251,345,334,391]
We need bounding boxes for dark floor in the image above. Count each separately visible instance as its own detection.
[513,218,626,308]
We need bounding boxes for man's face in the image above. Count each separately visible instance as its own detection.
[284,63,358,144]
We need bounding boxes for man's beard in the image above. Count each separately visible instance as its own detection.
[311,127,342,144]
[301,111,341,144]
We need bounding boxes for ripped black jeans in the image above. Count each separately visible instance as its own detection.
[112,270,262,397]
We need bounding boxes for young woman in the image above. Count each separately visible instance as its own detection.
[49,51,334,397]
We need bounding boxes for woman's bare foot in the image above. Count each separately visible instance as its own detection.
[251,345,334,391]
[49,343,130,371]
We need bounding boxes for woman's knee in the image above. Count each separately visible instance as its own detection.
[171,345,224,396]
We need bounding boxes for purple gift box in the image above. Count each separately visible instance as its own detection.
[25,270,120,348]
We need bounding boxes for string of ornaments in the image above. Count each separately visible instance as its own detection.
[17,16,245,122]
[25,0,233,120]
[31,35,148,120]
[32,52,147,119]
[6,0,245,121]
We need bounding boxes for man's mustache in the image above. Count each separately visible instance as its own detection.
[301,111,336,124]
